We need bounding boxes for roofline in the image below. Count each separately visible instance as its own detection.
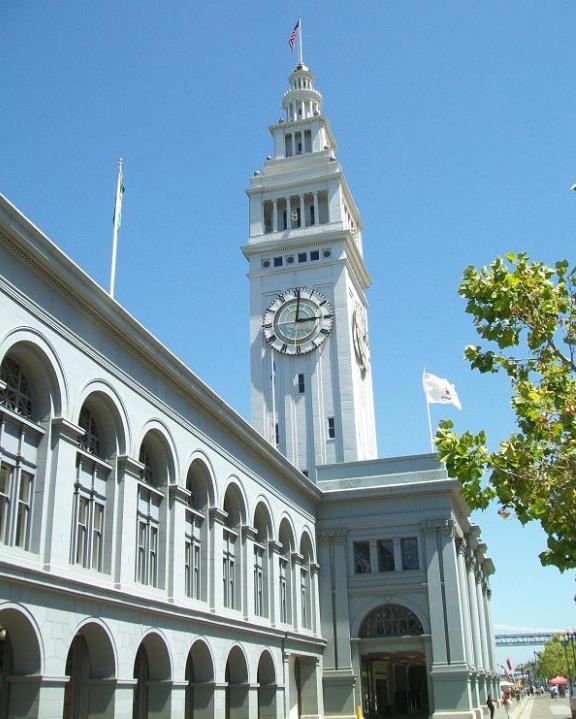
[0,194,322,501]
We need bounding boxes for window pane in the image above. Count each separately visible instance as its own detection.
[401,537,419,570]
[91,503,104,570]
[0,464,12,543]
[15,473,33,549]
[377,539,395,572]
[354,541,371,574]
[76,497,89,566]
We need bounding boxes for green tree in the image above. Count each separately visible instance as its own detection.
[536,636,574,679]
[435,253,576,570]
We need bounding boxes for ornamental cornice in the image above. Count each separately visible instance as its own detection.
[465,548,477,570]
[268,539,284,554]
[318,528,347,542]
[420,519,456,537]
[455,537,467,556]
[291,552,304,566]
[310,561,320,574]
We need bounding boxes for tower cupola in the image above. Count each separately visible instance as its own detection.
[282,64,323,122]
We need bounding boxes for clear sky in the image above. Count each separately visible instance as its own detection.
[1,0,574,667]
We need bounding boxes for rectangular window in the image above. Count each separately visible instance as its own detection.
[275,423,279,446]
[15,471,32,549]
[285,134,293,157]
[327,417,335,439]
[298,374,305,394]
[310,205,315,226]
[91,502,104,571]
[137,520,146,583]
[223,530,236,608]
[75,496,89,567]
[0,464,12,544]
[194,542,201,598]
[254,546,264,616]
[279,557,288,623]
[300,568,309,629]
[149,526,158,586]
[354,541,371,574]
[401,537,419,570]
[273,256,283,267]
[377,539,395,572]
[310,250,320,261]
[185,539,192,595]
[298,252,307,263]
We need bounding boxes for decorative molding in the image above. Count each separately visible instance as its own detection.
[51,417,84,443]
[117,455,144,479]
[168,484,191,505]
[268,539,284,554]
[420,519,455,537]
[290,552,304,566]
[318,528,347,541]
[208,507,227,526]
[241,525,258,541]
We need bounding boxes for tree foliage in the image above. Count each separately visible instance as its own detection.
[536,636,574,679]
[435,253,576,570]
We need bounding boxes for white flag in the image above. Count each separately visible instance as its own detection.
[422,371,462,410]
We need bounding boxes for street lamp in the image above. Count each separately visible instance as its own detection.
[561,635,571,696]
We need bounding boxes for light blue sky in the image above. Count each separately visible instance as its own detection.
[1,1,574,666]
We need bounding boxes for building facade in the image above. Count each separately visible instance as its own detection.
[0,60,497,719]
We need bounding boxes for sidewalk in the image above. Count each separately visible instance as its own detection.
[494,696,571,719]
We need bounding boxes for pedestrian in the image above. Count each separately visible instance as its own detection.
[502,690,512,718]
[487,695,495,719]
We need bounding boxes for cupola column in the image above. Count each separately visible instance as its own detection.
[299,194,305,227]
[286,196,292,229]
[273,199,278,232]
[313,192,319,225]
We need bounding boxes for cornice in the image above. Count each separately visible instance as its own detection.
[51,417,83,443]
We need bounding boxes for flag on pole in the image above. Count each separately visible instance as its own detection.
[288,19,300,53]
[113,165,125,230]
[506,658,513,672]
[422,371,462,410]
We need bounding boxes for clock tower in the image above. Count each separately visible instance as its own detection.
[242,61,377,479]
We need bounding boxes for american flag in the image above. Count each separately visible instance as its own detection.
[288,19,300,53]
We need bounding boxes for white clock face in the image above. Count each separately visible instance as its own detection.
[263,287,333,355]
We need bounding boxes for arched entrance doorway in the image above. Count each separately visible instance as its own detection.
[359,605,428,719]
[225,646,249,719]
[63,622,116,719]
[0,608,42,718]
[257,650,276,719]
[185,639,214,719]
[132,633,172,719]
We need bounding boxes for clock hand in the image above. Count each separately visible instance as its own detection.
[295,290,301,321]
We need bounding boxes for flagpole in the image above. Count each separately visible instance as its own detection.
[298,16,303,65]
[109,157,123,299]
[422,368,435,452]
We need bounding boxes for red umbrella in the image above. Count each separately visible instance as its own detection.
[548,676,568,686]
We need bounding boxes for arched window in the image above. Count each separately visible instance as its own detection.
[136,432,170,589]
[73,404,110,571]
[299,532,314,630]
[0,357,32,419]
[184,459,211,602]
[0,356,41,550]
[222,484,245,611]
[359,604,424,638]
[278,519,295,625]
[253,502,272,618]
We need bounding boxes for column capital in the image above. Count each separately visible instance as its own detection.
[51,416,83,443]
[241,524,258,541]
[169,484,192,505]
[465,547,477,570]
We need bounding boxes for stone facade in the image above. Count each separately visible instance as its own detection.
[0,60,497,719]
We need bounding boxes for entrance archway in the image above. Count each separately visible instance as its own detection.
[132,633,172,719]
[0,607,42,718]
[185,639,214,719]
[63,621,116,719]
[225,646,249,719]
[359,605,428,719]
[257,650,276,719]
